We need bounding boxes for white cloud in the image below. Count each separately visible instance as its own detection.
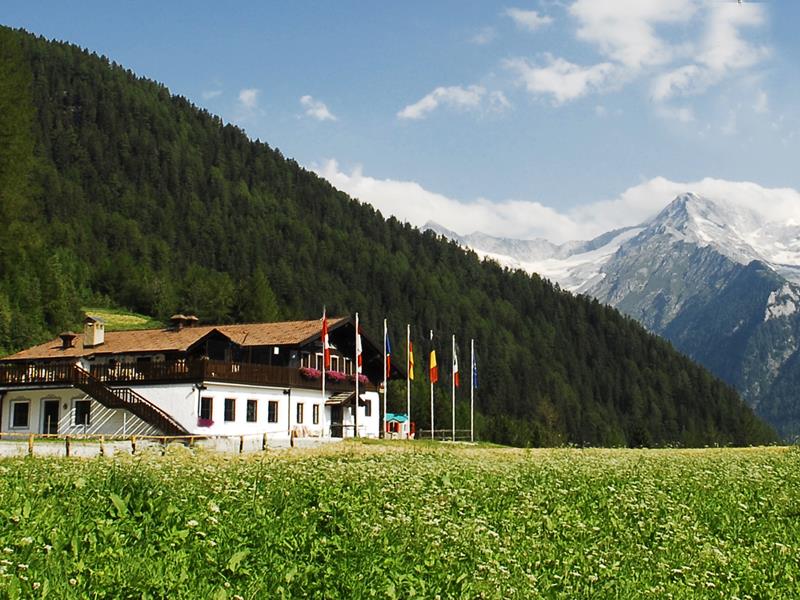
[398,85,487,120]
[471,27,496,45]
[569,0,698,69]
[501,1,770,111]
[655,104,695,123]
[504,8,553,32]
[754,90,768,114]
[315,161,800,245]
[648,3,770,102]
[238,88,259,111]
[489,90,512,112]
[574,176,800,236]
[721,109,738,136]
[202,90,223,100]
[300,95,337,121]
[701,4,769,74]
[505,55,617,104]
[651,65,703,102]
[315,159,578,241]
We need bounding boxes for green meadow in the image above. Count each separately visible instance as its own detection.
[0,443,798,599]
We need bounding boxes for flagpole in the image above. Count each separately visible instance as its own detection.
[406,323,411,439]
[382,318,387,440]
[430,329,434,440]
[321,307,326,409]
[470,338,474,443]
[354,312,359,439]
[452,334,456,443]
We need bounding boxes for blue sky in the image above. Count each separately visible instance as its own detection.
[2,1,799,241]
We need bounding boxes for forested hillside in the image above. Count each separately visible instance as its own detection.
[0,27,775,446]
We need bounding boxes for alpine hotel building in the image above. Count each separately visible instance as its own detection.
[0,315,402,440]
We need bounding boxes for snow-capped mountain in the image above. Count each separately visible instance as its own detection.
[424,221,644,293]
[426,193,800,439]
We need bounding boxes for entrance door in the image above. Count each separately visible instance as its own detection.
[42,400,59,435]
[330,405,343,438]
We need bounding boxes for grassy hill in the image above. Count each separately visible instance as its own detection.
[0,26,776,446]
[81,307,163,331]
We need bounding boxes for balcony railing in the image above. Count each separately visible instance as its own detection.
[0,359,372,393]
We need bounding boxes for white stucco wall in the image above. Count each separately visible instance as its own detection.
[130,382,337,438]
[1,382,382,439]
[0,388,159,437]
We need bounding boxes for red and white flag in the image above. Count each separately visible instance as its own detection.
[453,340,460,388]
[356,324,363,374]
[322,309,331,370]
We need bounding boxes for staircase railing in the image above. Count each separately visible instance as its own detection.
[71,366,188,436]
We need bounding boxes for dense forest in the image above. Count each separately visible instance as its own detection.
[0,26,776,446]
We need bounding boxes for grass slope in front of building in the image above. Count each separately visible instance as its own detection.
[0,443,798,598]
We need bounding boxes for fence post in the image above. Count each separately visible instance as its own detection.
[262,432,267,451]
[27,433,34,456]
[131,435,136,455]
[161,436,167,456]
[239,435,244,454]
[189,436,195,449]
[99,435,105,457]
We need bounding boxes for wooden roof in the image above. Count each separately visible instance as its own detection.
[2,318,349,361]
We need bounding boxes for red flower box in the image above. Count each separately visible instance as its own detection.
[299,367,322,380]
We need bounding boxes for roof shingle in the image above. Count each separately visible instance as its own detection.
[1,318,347,361]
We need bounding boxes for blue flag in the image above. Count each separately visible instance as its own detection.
[472,348,478,389]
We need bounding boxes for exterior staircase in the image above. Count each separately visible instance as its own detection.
[71,366,188,436]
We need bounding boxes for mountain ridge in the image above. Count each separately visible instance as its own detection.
[433,193,800,438]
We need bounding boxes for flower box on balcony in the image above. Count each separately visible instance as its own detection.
[299,367,322,380]
[348,373,369,385]
[326,370,347,383]
[197,418,214,427]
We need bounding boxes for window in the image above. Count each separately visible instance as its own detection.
[296,402,304,424]
[246,399,257,423]
[224,398,236,422]
[315,353,323,370]
[11,401,29,428]
[200,397,213,421]
[312,404,320,425]
[364,400,372,417]
[74,400,91,426]
[267,400,278,423]
[331,356,339,371]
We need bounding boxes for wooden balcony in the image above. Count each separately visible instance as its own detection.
[0,359,372,393]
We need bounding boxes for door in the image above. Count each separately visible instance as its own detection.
[42,400,59,435]
[330,405,343,438]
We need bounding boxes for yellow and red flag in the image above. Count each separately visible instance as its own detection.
[409,340,415,381]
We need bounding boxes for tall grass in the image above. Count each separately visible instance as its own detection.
[0,443,798,598]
